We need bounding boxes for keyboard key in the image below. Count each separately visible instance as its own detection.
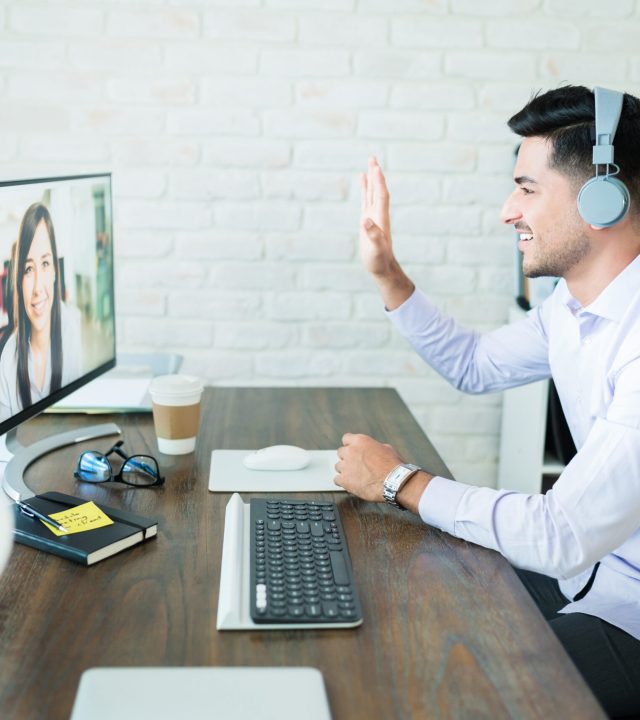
[329,551,348,585]
[322,602,338,617]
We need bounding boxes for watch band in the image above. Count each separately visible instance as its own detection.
[382,463,421,510]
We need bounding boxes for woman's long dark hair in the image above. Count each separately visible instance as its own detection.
[13,202,63,410]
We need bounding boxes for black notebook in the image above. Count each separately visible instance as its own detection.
[12,492,158,566]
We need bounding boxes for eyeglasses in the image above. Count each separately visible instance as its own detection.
[74,440,164,488]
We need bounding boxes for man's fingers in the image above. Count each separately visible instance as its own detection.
[361,217,386,248]
[372,167,389,225]
[367,156,376,208]
[360,173,368,216]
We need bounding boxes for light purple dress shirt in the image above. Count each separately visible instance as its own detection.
[388,254,640,641]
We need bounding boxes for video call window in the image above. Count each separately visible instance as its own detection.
[0,175,115,430]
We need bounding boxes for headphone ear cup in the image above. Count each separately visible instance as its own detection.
[577,176,630,228]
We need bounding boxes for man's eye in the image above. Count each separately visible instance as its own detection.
[520,187,534,195]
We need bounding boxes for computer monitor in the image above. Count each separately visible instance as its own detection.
[0,173,119,501]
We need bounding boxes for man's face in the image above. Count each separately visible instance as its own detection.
[500,136,592,280]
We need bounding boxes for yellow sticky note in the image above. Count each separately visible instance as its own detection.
[43,502,114,537]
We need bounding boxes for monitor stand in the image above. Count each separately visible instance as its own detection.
[0,423,121,502]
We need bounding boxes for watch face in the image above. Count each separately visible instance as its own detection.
[384,464,419,509]
[386,467,403,490]
[383,466,404,506]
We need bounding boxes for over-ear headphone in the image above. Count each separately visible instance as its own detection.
[577,86,630,228]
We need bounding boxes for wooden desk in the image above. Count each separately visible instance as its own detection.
[0,388,604,719]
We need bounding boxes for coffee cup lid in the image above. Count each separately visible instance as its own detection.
[149,374,203,397]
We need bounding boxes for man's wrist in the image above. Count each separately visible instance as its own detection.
[373,260,414,311]
[396,470,433,513]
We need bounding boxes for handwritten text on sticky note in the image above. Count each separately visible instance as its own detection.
[43,502,114,537]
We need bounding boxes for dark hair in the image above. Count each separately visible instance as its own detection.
[507,85,640,218]
[13,202,63,409]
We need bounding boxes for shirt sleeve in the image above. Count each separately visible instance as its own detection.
[403,286,640,581]
[418,417,640,580]
[387,288,551,393]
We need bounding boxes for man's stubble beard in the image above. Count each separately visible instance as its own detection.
[523,227,592,280]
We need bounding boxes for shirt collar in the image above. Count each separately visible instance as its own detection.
[560,254,640,321]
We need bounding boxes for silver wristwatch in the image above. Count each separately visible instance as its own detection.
[382,463,421,510]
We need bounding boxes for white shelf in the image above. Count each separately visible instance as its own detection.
[542,452,565,476]
[497,308,565,494]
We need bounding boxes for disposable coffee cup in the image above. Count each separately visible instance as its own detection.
[149,374,203,455]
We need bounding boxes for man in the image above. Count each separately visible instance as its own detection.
[334,85,640,718]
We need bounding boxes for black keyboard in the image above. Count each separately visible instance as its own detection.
[249,498,362,625]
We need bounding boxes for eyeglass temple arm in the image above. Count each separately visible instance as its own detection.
[103,444,160,480]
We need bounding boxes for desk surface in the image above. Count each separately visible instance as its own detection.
[0,387,604,720]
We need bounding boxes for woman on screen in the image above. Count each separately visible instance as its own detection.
[0,202,81,421]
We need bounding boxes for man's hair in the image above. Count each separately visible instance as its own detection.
[507,85,640,219]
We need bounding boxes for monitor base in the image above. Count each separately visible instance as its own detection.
[1,423,121,501]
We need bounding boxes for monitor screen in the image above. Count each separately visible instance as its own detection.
[0,174,115,436]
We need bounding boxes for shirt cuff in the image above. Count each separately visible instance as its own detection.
[418,475,470,534]
[386,288,439,330]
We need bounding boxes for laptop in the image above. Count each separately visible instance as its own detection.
[70,667,332,720]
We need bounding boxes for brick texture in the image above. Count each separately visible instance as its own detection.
[1,1,639,488]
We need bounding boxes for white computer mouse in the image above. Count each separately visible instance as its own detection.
[243,445,311,471]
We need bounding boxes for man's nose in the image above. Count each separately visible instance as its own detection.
[500,189,522,226]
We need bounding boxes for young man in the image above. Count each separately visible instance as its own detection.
[334,85,640,718]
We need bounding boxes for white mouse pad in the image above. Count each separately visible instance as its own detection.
[208,450,343,493]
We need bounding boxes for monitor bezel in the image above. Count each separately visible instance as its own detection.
[0,172,116,437]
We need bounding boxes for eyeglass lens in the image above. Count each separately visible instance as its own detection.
[77,453,111,482]
[77,452,160,486]
[122,456,160,486]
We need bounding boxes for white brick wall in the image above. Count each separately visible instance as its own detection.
[1,0,639,488]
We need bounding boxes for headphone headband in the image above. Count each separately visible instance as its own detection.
[592,86,624,166]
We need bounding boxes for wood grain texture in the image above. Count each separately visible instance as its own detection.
[0,388,605,719]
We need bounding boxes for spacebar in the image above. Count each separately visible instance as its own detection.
[329,551,348,585]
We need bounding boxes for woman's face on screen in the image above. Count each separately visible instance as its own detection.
[22,219,56,335]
